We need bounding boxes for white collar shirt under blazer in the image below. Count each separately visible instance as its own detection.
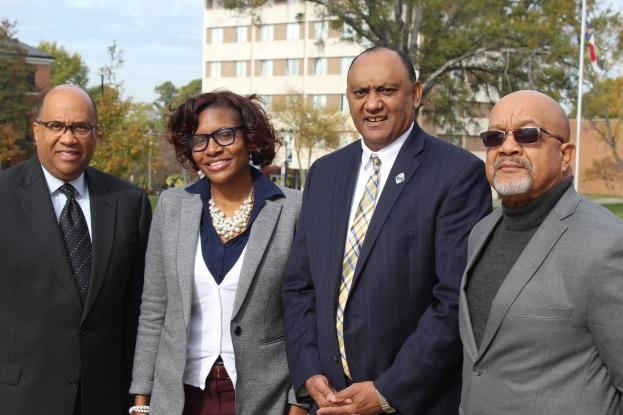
[345,122,413,248]
[183,236,247,389]
[41,165,92,238]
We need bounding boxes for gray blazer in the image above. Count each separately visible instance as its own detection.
[130,183,302,415]
[459,186,623,415]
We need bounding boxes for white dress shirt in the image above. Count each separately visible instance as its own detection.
[344,122,413,245]
[183,236,246,389]
[41,166,92,238]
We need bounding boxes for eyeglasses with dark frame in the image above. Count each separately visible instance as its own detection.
[36,120,99,139]
[480,127,564,148]
[185,126,245,152]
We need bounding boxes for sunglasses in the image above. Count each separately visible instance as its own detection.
[480,127,564,148]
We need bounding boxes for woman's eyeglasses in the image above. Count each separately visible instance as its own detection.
[480,127,564,148]
[186,126,245,152]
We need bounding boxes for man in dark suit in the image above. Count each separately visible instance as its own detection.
[0,85,152,414]
[282,47,492,415]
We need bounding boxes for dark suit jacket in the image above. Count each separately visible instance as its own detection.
[282,122,492,415]
[0,155,152,415]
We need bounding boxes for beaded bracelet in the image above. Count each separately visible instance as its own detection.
[129,405,150,414]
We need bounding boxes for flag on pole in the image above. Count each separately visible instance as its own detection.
[585,8,598,70]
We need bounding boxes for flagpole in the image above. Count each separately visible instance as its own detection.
[575,0,587,191]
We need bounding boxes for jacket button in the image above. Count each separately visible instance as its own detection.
[333,356,338,363]
[79,329,87,336]
[69,378,78,386]
[234,326,242,335]
[473,366,483,376]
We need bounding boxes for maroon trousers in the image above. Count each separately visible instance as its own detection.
[183,379,236,415]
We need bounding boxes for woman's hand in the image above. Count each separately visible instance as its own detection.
[289,404,309,415]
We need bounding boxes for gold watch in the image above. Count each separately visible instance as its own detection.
[375,389,396,413]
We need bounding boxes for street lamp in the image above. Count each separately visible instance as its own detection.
[280,128,293,187]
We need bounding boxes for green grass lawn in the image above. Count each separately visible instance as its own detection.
[602,203,623,218]
[149,196,158,214]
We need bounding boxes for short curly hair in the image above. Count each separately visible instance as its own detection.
[167,90,281,171]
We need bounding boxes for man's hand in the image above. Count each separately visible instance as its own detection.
[305,375,352,408]
[317,381,384,415]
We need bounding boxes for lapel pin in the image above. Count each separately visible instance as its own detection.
[395,173,405,184]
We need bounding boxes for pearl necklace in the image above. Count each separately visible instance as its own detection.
[209,184,255,240]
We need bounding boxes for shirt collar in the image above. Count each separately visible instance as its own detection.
[186,166,285,203]
[360,121,413,167]
[41,165,88,198]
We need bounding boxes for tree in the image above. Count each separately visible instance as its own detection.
[36,41,89,88]
[154,78,202,111]
[583,156,623,195]
[0,19,36,170]
[89,42,152,180]
[226,0,622,134]
[271,92,350,187]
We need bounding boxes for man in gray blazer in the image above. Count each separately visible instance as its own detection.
[459,90,623,414]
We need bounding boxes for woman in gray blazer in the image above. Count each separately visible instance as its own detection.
[129,91,306,415]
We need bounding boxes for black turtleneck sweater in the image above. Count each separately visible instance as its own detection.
[466,177,573,349]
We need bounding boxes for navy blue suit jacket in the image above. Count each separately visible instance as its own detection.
[282,122,492,415]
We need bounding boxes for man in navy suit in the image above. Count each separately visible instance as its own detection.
[282,47,492,415]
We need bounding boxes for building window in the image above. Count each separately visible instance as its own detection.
[286,59,299,76]
[286,23,300,40]
[211,62,222,78]
[261,25,274,41]
[314,58,327,75]
[260,95,272,110]
[212,0,224,9]
[212,28,224,44]
[312,94,326,107]
[260,60,273,76]
[341,57,354,74]
[341,94,349,112]
[236,26,247,42]
[315,21,328,39]
[235,61,246,77]
[287,0,299,4]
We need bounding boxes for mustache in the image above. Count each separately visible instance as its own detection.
[493,156,533,172]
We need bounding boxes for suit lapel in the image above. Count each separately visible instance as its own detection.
[459,210,502,363]
[350,127,424,290]
[476,203,570,361]
[330,144,362,310]
[17,156,83,312]
[82,168,115,319]
[231,200,282,320]
[178,194,204,327]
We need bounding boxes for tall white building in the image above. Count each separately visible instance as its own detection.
[203,0,365,187]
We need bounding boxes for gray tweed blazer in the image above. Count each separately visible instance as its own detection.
[459,185,623,414]
[130,183,301,415]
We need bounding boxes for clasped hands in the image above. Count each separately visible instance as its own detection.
[305,375,384,415]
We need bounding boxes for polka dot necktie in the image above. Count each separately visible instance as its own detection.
[58,183,92,307]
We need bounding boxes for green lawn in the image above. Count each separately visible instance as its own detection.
[602,203,623,218]
[149,196,158,213]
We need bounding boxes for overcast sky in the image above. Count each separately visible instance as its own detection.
[2,0,202,104]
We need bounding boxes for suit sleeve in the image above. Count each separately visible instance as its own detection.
[374,157,492,411]
[123,190,152,400]
[129,194,167,395]
[282,163,324,397]
[586,233,623,397]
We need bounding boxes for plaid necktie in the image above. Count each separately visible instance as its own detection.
[336,153,381,379]
[58,183,92,307]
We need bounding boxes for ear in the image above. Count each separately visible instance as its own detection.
[32,121,40,145]
[560,142,576,173]
[412,81,423,109]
